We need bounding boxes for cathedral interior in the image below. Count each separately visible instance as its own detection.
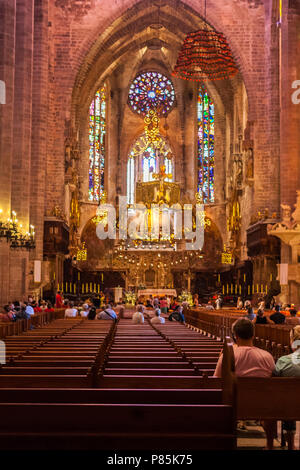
[0,0,299,306]
[1,0,300,456]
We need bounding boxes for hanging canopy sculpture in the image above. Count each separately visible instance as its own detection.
[172,29,239,81]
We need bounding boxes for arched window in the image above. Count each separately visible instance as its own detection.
[197,85,214,203]
[88,85,107,202]
[127,134,173,204]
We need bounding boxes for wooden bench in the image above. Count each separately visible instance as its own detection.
[0,402,235,450]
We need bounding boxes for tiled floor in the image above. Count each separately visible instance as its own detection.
[237,421,300,450]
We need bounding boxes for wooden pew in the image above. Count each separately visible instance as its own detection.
[0,402,235,450]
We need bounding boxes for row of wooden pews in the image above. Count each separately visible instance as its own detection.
[150,319,223,377]
[185,308,293,360]
[0,309,65,338]
[0,312,236,450]
[0,318,114,387]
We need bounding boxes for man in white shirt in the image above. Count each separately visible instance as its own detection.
[64,301,78,318]
[96,304,117,320]
[151,308,165,324]
[132,306,144,324]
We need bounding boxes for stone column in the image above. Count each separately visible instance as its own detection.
[280,3,300,208]
[0,0,16,304]
[10,0,34,300]
[30,0,49,260]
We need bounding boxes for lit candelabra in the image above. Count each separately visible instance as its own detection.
[0,209,35,250]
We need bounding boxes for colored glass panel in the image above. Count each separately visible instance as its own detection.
[128,71,175,117]
[88,85,106,202]
[197,85,214,203]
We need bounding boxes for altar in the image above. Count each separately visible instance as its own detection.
[137,288,177,298]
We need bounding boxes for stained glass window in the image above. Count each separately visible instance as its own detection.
[197,85,214,203]
[89,85,106,202]
[127,134,173,204]
[128,71,175,116]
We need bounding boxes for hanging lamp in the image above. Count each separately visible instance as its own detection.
[172,1,239,81]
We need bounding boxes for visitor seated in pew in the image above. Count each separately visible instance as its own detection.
[0,305,16,322]
[269,305,286,324]
[205,301,215,310]
[273,325,300,450]
[96,304,117,321]
[24,302,35,317]
[87,306,97,320]
[79,303,90,317]
[285,308,300,326]
[252,309,274,325]
[64,301,78,318]
[214,318,275,378]
[135,301,145,314]
[244,305,256,321]
[168,305,185,324]
[45,302,54,313]
[132,305,144,324]
[214,318,276,448]
[151,308,165,324]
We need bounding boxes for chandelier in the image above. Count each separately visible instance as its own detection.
[172,29,239,81]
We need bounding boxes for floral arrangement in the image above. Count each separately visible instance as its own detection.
[124,291,137,305]
[179,290,193,306]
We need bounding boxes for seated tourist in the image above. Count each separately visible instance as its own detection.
[168,305,185,323]
[132,305,144,324]
[96,304,117,320]
[170,299,179,311]
[245,305,256,321]
[237,297,243,309]
[87,306,97,320]
[151,308,165,324]
[205,301,215,310]
[145,299,153,308]
[214,318,275,378]
[0,305,16,322]
[24,302,35,316]
[269,304,286,324]
[273,325,300,450]
[253,309,274,324]
[45,302,54,313]
[39,300,48,312]
[135,301,145,313]
[80,303,90,317]
[64,301,78,318]
[33,301,42,313]
[285,308,300,326]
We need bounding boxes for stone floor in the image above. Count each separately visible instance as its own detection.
[237,421,300,450]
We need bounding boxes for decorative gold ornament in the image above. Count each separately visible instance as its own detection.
[144,110,161,147]
[76,242,87,261]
